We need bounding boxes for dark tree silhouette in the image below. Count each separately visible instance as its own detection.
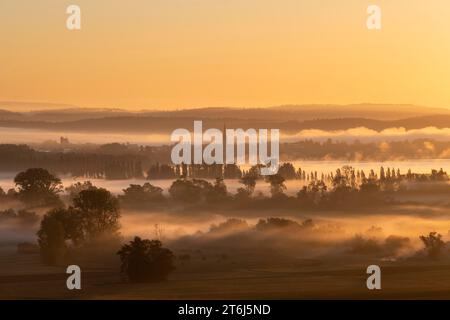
[256,217,314,232]
[117,237,175,282]
[73,187,120,240]
[147,163,176,179]
[37,211,68,265]
[37,188,121,265]
[168,179,202,203]
[278,163,296,180]
[209,218,249,233]
[37,207,87,265]
[265,173,286,197]
[65,181,94,201]
[120,183,164,207]
[239,172,257,195]
[206,177,228,202]
[302,180,327,204]
[14,168,63,207]
[420,232,445,260]
[223,164,242,179]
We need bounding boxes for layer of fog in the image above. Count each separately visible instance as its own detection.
[1,170,450,261]
[1,157,450,196]
[3,205,449,261]
[3,126,450,145]
[284,126,450,143]
[116,209,450,260]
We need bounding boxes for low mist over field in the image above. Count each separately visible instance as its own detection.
[1,103,450,298]
[3,0,450,300]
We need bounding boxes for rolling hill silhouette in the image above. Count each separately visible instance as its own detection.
[0,102,449,122]
[0,114,449,134]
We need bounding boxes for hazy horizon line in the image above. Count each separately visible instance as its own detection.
[0,100,447,113]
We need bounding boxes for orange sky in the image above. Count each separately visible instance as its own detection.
[1,0,450,110]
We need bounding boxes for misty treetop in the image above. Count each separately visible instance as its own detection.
[37,186,121,265]
[14,168,63,207]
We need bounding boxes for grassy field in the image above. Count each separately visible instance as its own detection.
[1,245,450,300]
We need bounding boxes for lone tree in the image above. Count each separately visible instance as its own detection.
[14,168,63,207]
[420,232,445,260]
[117,237,175,282]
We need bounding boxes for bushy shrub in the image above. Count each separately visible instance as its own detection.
[117,237,175,283]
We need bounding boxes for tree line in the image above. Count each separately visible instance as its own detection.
[0,144,144,179]
[4,167,448,284]
[3,166,449,211]
[3,140,450,180]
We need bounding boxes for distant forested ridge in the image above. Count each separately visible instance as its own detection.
[1,114,450,134]
[0,103,450,134]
